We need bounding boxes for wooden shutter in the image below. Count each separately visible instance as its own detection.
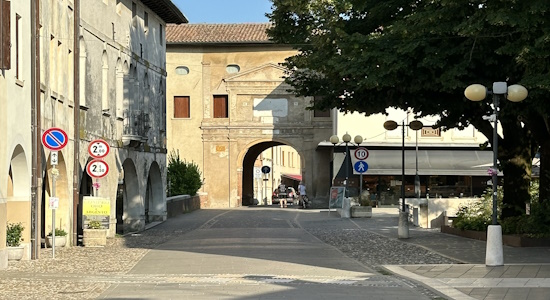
[213,95,228,118]
[174,96,190,118]
[1,0,10,70]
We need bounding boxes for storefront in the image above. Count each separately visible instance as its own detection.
[332,147,495,206]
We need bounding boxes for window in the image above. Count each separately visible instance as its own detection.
[144,11,148,33]
[313,96,330,117]
[131,2,137,27]
[213,95,228,118]
[226,64,240,74]
[174,96,190,118]
[175,66,189,75]
[1,0,10,70]
[159,24,163,45]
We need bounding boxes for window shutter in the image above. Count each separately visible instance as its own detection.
[213,95,228,118]
[174,96,190,118]
[1,0,11,70]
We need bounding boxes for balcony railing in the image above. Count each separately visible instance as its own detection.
[122,109,150,147]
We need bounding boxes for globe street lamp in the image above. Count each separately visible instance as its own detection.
[383,119,423,239]
[464,82,528,266]
[330,133,363,200]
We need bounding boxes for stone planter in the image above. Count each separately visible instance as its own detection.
[7,246,24,261]
[83,229,107,247]
[46,235,67,248]
[351,206,372,218]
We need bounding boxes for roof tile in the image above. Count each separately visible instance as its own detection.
[166,23,272,44]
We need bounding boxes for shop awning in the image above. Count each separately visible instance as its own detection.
[281,173,302,181]
[336,149,496,177]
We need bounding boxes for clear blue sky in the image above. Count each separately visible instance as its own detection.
[172,0,273,23]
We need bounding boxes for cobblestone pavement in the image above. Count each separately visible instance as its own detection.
[1,208,459,299]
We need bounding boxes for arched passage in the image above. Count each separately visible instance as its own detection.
[240,140,306,206]
[120,159,141,233]
[145,162,164,223]
[7,145,31,248]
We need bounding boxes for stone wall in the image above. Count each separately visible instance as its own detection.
[166,194,202,218]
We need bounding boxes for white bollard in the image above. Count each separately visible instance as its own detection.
[486,225,504,266]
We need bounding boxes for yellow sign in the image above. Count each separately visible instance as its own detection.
[82,197,110,216]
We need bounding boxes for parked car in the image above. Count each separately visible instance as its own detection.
[272,187,298,204]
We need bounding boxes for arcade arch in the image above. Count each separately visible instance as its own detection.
[144,162,163,223]
[7,146,31,242]
[240,140,303,206]
[117,159,140,233]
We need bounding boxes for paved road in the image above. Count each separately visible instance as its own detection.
[99,208,436,299]
[3,206,550,299]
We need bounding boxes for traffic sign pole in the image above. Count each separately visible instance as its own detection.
[51,163,58,259]
[41,128,68,259]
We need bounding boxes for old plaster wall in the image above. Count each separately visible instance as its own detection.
[167,44,332,208]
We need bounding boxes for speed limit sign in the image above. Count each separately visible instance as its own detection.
[86,159,109,178]
[354,147,369,160]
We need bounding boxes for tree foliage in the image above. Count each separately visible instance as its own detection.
[267,0,550,217]
[167,150,203,197]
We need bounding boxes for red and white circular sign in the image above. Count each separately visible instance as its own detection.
[354,147,369,160]
[86,159,109,178]
[88,139,110,159]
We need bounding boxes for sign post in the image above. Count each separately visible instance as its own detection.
[353,147,370,200]
[261,166,271,205]
[42,128,68,259]
[87,140,110,196]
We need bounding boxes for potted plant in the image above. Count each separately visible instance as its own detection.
[351,197,373,218]
[83,220,107,247]
[6,222,25,261]
[46,228,68,248]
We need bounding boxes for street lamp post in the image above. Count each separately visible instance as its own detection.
[383,119,423,239]
[464,82,528,266]
[330,133,363,200]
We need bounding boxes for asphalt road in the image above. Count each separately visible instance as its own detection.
[99,207,436,299]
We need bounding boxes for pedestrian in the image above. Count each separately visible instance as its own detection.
[298,181,307,208]
[278,182,287,208]
[298,181,306,197]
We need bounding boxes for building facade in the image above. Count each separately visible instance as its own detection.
[166,24,332,208]
[326,109,493,205]
[0,0,34,267]
[0,0,186,269]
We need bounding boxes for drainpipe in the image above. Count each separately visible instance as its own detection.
[30,0,41,259]
[72,0,80,246]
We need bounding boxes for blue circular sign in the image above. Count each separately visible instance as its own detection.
[261,166,271,174]
[354,161,369,174]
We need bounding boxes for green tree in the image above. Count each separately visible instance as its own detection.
[267,0,550,218]
[167,150,203,196]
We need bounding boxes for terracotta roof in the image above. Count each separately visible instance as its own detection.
[166,23,273,44]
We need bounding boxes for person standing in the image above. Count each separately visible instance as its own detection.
[298,181,307,208]
[278,182,287,208]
